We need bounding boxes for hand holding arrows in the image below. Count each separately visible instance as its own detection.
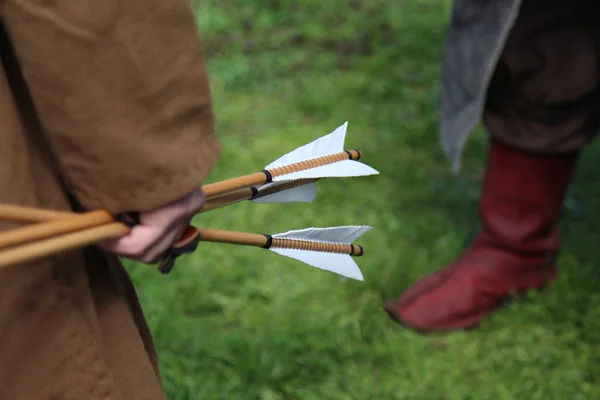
[0,122,378,281]
[97,187,208,264]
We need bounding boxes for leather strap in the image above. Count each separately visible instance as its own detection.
[156,225,201,274]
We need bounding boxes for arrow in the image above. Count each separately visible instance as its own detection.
[202,121,378,198]
[199,178,318,212]
[0,203,73,223]
[0,221,128,269]
[196,225,371,281]
[0,217,371,281]
[0,122,374,217]
[0,180,319,225]
[0,122,374,218]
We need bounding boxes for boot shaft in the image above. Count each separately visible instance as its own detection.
[479,139,579,255]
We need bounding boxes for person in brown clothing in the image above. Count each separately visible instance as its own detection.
[385,0,600,332]
[1,0,219,398]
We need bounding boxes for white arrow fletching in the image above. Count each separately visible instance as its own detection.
[265,122,348,170]
[270,248,365,281]
[270,225,372,281]
[263,121,379,181]
[272,159,378,181]
[251,181,317,204]
[273,225,372,243]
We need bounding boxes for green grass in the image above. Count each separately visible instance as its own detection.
[125,0,600,398]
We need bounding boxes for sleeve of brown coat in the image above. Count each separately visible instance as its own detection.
[0,0,221,213]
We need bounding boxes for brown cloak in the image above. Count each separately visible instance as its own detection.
[0,0,220,398]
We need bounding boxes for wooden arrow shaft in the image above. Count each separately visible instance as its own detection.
[196,228,364,256]
[0,204,73,223]
[0,190,254,226]
[0,145,357,224]
[202,178,319,211]
[200,188,254,212]
[0,222,128,268]
[0,210,114,250]
[0,223,363,270]
[203,150,359,198]
[0,177,319,226]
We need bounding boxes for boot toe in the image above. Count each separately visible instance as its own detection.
[392,263,460,307]
[387,289,486,333]
[384,263,503,333]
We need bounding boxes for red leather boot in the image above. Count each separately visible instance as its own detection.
[384,139,579,333]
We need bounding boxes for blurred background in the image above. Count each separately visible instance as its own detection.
[124,0,600,398]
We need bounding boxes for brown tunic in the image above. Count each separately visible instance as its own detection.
[440,0,600,170]
[483,0,600,155]
[0,1,220,398]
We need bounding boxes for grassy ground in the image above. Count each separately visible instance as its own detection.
[125,1,600,398]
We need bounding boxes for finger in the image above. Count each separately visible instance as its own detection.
[142,187,205,226]
[98,187,205,261]
[134,221,192,264]
[99,200,193,257]
[98,224,164,259]
[98,219,193,263]
[130,191,203,261]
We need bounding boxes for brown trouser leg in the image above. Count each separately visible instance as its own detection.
[484,0,600,153]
